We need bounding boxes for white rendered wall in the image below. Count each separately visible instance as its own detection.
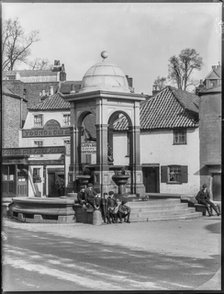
[113,133,129,166]
[113,128,200,195]
[23,110,70,129]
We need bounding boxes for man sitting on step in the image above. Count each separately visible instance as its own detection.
[117,199,131,223]
[195,184,220,216]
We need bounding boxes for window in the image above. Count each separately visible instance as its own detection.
[34,115,43,127]
[33,168,41,182]
[63,114,70,126]
[161,165,188,184]
[168,166,181,183]
[64,139,70,155]
[173,129,187,145]
[34,141,43,147]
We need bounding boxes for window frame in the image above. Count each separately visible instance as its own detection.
[167,165,182,184]
[63,114,71,126]
[173,129,187,145]
[34,140,43,147]
[34,114,43,128]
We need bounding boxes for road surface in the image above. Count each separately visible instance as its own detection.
[2,223,220,291]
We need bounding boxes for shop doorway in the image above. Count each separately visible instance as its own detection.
[17,165,28,196]
[142,165,160,193]
[212,173,221,201]
[48,169,65,197]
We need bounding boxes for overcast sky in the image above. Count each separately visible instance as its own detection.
[2,2,222,94]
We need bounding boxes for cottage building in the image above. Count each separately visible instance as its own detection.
[113,86,200,195]
[17,92,72,197]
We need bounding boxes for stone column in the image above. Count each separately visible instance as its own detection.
[94,124,110,192]
[129,102,145,196]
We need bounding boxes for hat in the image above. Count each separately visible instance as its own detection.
[202,184,207,189]
[87,183,93,187]
[108,191,114,196]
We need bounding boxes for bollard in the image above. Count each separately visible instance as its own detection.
[92,209,103,225]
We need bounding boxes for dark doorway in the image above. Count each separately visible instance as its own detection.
[48,169,64,197]
[142,166,160,193]
[17,165,28,196]
[212,173,221,201]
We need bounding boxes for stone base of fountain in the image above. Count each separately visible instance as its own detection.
[9,197,75,223]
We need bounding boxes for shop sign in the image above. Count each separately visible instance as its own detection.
[2,146,65,156]
[81,142,96,153]
[22,119,70,137]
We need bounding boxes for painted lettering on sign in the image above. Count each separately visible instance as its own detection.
[81,142,96,153]
[22,119,71,138]
[2,146,65,156]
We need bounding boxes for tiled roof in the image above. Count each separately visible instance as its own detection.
[28,93,70,110]
[205,66,221,80]
[113,86,199,131]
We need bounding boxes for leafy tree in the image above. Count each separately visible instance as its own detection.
[168,48,203,91]
[2,18,39,71]
[153,76,167,90]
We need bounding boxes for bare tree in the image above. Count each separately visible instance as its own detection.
[28,58,52,70]
[2,18,39,71]
[153,76,167,90]
[168,48,203,91]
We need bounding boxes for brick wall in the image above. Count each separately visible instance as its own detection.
[199,93,221,165]
[2,94,21,148]
[25,82,59,107]
[3,80,59,108]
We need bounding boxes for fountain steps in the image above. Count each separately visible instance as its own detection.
[127,198,202,221]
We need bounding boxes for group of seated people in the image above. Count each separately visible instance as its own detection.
[76,183,131,223]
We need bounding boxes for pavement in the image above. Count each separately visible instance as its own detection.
[2,215,222,291]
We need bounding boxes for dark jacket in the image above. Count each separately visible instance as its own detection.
[107,196,118,209]
[77,191,86,204]
[196,189,210,202]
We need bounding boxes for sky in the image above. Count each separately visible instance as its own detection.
[2,2,222,94]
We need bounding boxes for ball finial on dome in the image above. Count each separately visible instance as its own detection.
[101,50,108,59]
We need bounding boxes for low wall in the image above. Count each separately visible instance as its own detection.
[9,197,75,223]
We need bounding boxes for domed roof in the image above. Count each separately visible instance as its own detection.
[79,52,131,93]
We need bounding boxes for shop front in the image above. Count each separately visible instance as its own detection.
[2,146,66,198]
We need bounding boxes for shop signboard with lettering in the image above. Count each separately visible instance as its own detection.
[22,119,70,137]
[2,146,66,157]
[81,142,96,153]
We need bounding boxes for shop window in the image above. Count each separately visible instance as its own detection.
[173,129,187,145]
[34,114,43,127]
[64,139,70,155]
[161,165,188,184]
[86,154,91,164]
[63,114,70,126]
[33,168,41,183]
[2,165,15,181]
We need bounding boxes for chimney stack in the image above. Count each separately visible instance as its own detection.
[152,84,159,96]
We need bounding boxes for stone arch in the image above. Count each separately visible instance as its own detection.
[107,110,132,166]
[77,110,96,169]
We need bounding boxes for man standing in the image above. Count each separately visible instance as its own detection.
[196,184,220,216]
